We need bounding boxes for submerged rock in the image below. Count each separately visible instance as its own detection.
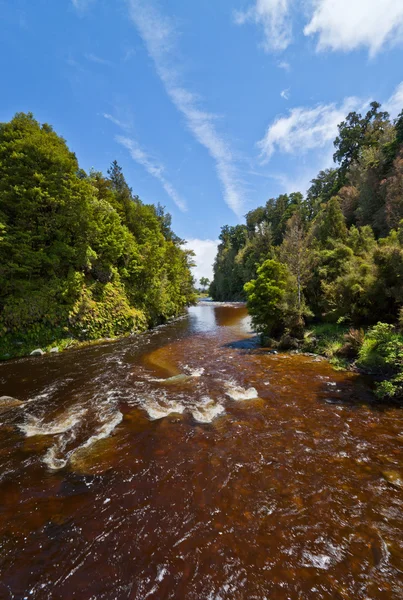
[191,402,225,424]
[161,374,192,385]
[30,348,45,357]
[382,470,403,489]
[225,385,258,401]
[0,396,24,408]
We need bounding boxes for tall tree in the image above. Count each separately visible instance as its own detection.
[279,214,311,310]
[199,277,210,292]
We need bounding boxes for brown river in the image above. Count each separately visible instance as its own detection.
[0,303,402,599]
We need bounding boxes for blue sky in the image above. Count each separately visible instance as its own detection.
[1,0,403,281]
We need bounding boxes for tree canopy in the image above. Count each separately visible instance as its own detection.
[0,113,196,351]
[211,100,403,331]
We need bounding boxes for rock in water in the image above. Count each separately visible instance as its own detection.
[0,396,24,410]
[382,470,403,489]
[30,349,45,356]
[161,374,192,385]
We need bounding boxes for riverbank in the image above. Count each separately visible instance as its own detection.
[0,314,185,362]
[0,328,133,361]
[268,322,403,401]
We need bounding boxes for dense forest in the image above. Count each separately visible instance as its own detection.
[211,102,403,399]
[0,113,196,358]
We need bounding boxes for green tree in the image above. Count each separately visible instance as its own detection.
[0,113,195,353]
[244,259,290,337]
[334,101,390,178]
[279,213,311,310]
[312,196,348,248]
[307,169,341,218]
[199,277,210,292]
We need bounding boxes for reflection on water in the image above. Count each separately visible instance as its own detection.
[0,303,402,599]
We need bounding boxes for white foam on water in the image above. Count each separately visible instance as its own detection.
[143,400,185,420]
[224,382,258,401]
[43,446,69,471]
[156,566,168,582]
[80,410,123,449]
[42,409,123,470]
[301,552,332,570]
[19,408,87,437]
[42,426,78,470]
[28,382,60,402]
[183,365,205,378]
[191,399,225,423]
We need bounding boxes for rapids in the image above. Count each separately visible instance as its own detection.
[0,303,402,599]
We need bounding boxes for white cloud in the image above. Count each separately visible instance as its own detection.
[185,238,219,283]
[127,0,244,217]
[280,88,290,100]
[258,97,364,161]
[304,0,403,57]
[278,60,290,71]
[116,135,187,212]
[258,83,403,197]
[269,145,335,195]
[235,1,403,57]
[234,0,292,52]
[103,113,130,130]
[71,0,95,11]
[260,82,403,163]
[85,53,112,66]
[385,81,403,118]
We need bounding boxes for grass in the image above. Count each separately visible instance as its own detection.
[300,323,350,369]
[298,321,403,400]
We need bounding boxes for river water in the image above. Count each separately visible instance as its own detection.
[0,303,402,599]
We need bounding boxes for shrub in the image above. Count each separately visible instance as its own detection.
[244,259,289,338]
[358,322,403,399]
[68,275,147,340]
[338,327,365,358]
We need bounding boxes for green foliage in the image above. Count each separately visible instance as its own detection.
[333,101,390,177]
[211,98,403,400]
[0,113,195,358]
[68,273,147,340]
[244,259,289,337]
[210,225,248,301]
[307,169,342,217]
[312,196,348,248]
[244,258,310,338]
[199,277,210,292]
[358,323,403,399]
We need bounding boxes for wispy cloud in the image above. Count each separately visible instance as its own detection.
[278,60,290,71]
[127,0,244,217]
[71,0,95,12]
[66,56,85,72]
[116,135,187,212]
[280,88,290,100]
[268,147,335,195]
[103,113,131,130]
[85,53,113,66]
[385,81,403,118]
[122,46,136,62]
[234,0,292,52]
[258,97,364,161]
